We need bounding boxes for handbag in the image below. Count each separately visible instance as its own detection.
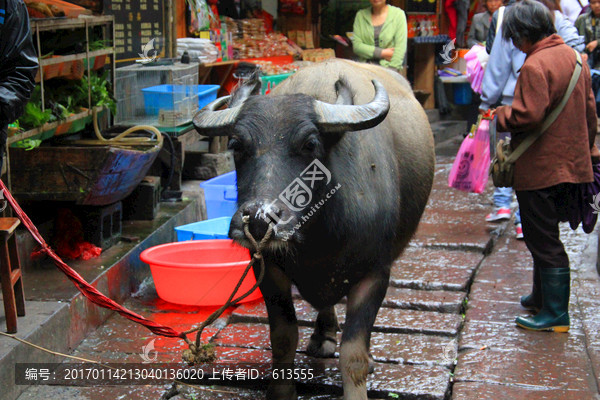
[490,49,583,188]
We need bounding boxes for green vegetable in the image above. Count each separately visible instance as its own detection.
[88,39,111,51]
[13,139,42,150]
[19,102,52,130]
[79,71,116,115]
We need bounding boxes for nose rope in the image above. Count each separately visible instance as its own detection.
[181,218,274,364]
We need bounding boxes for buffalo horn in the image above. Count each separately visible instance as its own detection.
[192,95,241,137]
[314,79,390,133]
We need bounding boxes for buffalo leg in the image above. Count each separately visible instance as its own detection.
[340,270,389,400]
[307,306,339,358]
[260,263,299,400]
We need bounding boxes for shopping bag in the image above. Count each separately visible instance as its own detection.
[464,44,489,95]
[565,162,600,233]
[448,118,491,193]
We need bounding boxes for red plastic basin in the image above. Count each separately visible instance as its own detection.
[140,239,262,306]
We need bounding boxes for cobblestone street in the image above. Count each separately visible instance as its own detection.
[12,156,600,400]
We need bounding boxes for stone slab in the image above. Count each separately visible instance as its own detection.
[398,246,486,270]
[16,385,168,400]
[212,324,457,368]
[391,263,475,291]
[211,323,315,353]
[452,382,595,400]
[370,332,456,368]
[232,300,462,336]
[412,222,494,253]
[0,301,69,400]
[454,320,596,393]
[292,353,451,400]
[382,287,466,313]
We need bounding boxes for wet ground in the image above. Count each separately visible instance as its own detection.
[12,156,600,399]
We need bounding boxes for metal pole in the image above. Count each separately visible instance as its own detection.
[35,23,44,111]
[86,19,92,111]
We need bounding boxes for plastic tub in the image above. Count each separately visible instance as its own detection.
[140,239,262,306]
[175,216,232,241]
[141,84,219,115]
[200,171,238,219]
[260,72,294,95]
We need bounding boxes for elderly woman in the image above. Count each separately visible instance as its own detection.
[352,0,407,72]
[467,0,503,47]
[494,0,598,332]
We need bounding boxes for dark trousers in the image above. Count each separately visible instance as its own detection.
[516,184,573,270]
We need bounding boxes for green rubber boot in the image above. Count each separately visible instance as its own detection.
[520,265,541,312]
[516,268,570,332]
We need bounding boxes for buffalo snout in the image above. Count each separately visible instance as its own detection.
[229,199,298,247]
[242,200,280,239]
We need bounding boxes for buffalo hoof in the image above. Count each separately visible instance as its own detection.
[368,353,375,374]
[267,383,297,400]
[306,334,337,358]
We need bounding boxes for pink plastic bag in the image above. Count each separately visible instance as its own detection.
[448,118,490,193]
[464,44,488,95]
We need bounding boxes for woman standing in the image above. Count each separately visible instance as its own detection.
[352,0,407,72]
[494,0,598,332]
[467,0,503,48]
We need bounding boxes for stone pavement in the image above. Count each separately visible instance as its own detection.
[12,156,600,400]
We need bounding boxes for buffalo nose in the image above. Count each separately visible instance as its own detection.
[241,201,280,239]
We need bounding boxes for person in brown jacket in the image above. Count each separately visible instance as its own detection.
[494,0,598,332]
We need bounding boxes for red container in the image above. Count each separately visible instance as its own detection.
[140,239,262,307]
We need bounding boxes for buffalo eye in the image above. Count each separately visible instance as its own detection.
[228,137,243,152]
[302,137,320,153]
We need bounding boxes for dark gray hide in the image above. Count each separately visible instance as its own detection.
[193,59,435,400]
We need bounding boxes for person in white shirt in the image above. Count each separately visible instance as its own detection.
[561,0,589,24]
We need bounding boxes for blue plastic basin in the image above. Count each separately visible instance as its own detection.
[175,216,232,241]
[200,171,237,219]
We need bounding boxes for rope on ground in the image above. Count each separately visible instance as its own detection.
[0,331,236,395]
[0,179,184,339]
[0,179,273,364]
[181,218,273,364]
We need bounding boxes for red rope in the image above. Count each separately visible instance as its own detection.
[0,180,185,339]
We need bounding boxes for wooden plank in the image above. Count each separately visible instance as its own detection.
[7,107,102,145]
[40,49,113,66]
[413,43,436,109]
[31,15,113,31]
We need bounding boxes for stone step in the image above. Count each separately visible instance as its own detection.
[426,108,441,124]
[431,120,468,145]
[434,134,465,157]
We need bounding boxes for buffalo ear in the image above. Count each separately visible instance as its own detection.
[230,70,261,107]
[193,72,261,137]
[334,77,354,105]
[193,96,241,137]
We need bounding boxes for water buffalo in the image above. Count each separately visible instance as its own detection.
[193,59,435,400]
